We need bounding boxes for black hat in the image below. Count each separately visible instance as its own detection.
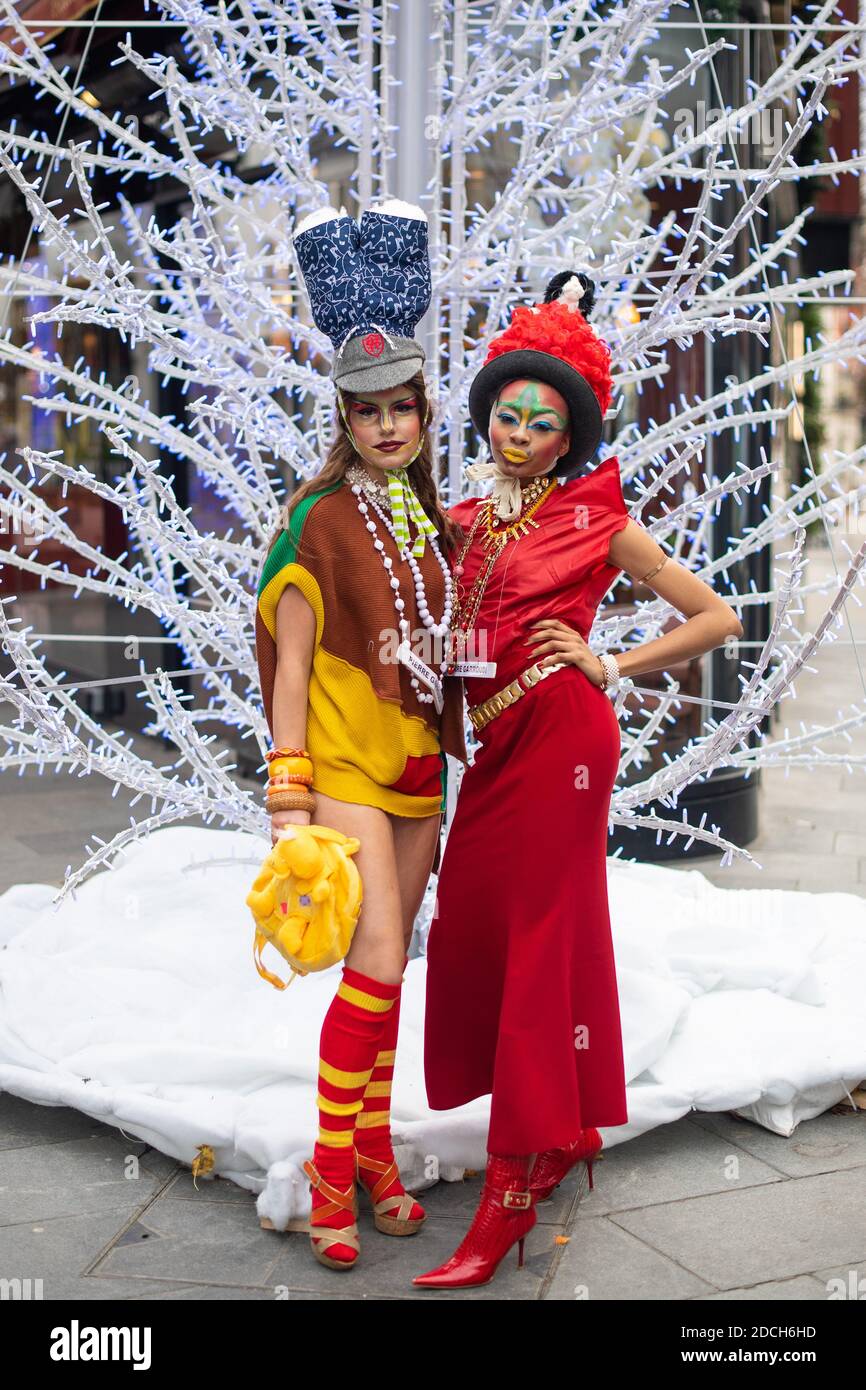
[467,270,611,481]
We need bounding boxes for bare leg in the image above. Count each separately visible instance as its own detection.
[311,789,404,984]
[389,811,442,952]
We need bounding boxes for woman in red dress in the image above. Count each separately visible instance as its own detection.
[414,270,744,1289]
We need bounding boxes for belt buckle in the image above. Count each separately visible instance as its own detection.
[502,1189,532,1209]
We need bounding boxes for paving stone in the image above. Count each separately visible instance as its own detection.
[750,822,835,855]
[609,1169,866,1290]
[694,874,801,892]
[754,802,862,833]
[701,852,860,892]
[761,769,845,801]
[698,1275,830,1300]
[14,826,156,855]
[0,1093,106,1151]
[133,1284,288,1300]
[689,1109,866,1179]
[571,1116,783,1219]
[810,1256,866,1301]
[0,1209,195,1301]
[0,1131,172,1225]
[93,1195,280,1289]
[162,1171,258,1204]
[545,1213,715,1300]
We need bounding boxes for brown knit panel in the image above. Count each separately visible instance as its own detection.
[439,670,468,764]
[301,488,458,729]
[254,483,468,765]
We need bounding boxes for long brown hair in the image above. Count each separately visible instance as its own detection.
[271,371,464,554]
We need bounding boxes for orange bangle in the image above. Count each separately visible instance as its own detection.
[268,773,313,788]
[265,746,310,762]
[269,757,314,776]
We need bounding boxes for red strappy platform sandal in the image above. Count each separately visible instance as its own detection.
[355,1150,426,1235]
[303,1158,361,1269]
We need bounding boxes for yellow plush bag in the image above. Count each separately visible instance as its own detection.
[245,825,363,989]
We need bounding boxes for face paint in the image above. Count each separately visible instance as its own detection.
[489,379,570,477]
[349,395,419,432]
[338,388,428,474]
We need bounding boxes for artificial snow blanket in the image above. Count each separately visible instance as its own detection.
[0,827,863,1228]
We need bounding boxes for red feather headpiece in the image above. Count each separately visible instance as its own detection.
[482,299,613,416]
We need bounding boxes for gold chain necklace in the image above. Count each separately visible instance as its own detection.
[447,476,557,669]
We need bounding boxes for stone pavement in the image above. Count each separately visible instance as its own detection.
[1,539,864,1300]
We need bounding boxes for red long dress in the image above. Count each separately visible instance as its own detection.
[423,455,632,1154]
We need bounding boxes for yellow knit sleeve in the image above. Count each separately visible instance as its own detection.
[258,558,325,648]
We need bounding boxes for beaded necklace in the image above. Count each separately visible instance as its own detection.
[447,475,557,674]
[346,462,452,709]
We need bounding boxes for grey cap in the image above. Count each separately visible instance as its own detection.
[332,330,426,392]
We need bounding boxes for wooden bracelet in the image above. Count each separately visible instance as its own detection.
[267,791,315,814]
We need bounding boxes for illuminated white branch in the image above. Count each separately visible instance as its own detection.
[1,0,865,889]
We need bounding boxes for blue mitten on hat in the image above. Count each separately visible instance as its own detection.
[292,200,431,391]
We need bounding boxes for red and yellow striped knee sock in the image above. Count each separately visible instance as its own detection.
[310,965,402,1263]
[354,956,424,1222]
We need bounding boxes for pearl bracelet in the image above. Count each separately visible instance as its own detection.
[598,653,621,692]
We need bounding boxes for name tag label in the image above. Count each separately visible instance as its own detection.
[397,640,444,713]
[449,660,498,679]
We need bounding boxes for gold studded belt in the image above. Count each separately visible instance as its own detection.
[467,659,566,733]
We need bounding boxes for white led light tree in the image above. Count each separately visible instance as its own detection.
[1,0,866,903]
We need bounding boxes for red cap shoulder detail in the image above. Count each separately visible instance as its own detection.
[593,455,627,515]
[563,455,627,516]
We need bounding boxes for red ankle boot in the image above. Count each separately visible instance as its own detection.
[528,1128,603,1204]
[412,1154,536,1289]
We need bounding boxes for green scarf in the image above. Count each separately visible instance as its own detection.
[386,467,438,557]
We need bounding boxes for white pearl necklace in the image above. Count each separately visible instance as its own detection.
[363,490,453,640]
[346,465,453,704]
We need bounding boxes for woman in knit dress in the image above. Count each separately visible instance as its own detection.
[255,202,466,1270]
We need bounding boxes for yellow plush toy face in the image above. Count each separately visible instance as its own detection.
[245,824,363,989]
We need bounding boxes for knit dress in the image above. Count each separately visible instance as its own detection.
[423,456,632,1152]
[255,478,467,817]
